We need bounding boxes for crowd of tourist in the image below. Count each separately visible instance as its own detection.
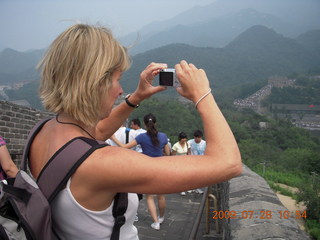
[233,84,273,109]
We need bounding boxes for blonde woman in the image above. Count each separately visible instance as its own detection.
[29,23,242,239]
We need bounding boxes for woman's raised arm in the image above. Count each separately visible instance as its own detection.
[87,60,242,195]
[95,63,167,140]
[175,60,242,179]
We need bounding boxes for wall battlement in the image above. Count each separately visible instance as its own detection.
[0,100,53,165]
[229,165,310,239]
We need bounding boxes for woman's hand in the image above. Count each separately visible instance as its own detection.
[175,60,211,104]
[129,62,168,104]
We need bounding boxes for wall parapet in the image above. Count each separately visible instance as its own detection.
[0,100,53,166]
[229,165,310,240]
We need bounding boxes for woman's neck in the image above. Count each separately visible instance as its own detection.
[56,114,96,140]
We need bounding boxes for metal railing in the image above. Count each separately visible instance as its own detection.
[189,186,220,239]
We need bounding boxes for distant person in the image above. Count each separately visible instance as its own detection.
[171,132,191,157]
[188,130,206,156]
[0,136,19,179]
[112,114,171,230]
[171,132,191,196]
[187,130,207,194]
[129,118,146,153]
[106,123,137,149]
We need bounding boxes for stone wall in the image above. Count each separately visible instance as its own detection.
[229,165,310,240]
[0,100,53,166]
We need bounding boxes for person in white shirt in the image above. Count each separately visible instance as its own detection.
[106,123,137,149]
[129,118,146,153]
[187,130,207,194]
[171,132,190,156]
[188,130,206,156]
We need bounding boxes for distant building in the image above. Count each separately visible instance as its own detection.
[272,104,320,130]
[271,104,320,114]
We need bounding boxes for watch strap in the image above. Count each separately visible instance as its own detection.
[125,94,139,108]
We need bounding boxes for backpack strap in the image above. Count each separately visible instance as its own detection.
[21,118,108,202]
[125,128,130,144]
[37,137,107,203]
[111,192,128,240]
[21,117,52,171]
[1,183,32,204]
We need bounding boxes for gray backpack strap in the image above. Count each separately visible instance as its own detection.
[21,117,52,171]
[22,118,107,203]
[37,137,107,203]
[111,192,128,240]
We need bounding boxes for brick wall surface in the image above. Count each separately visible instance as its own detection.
[0,100,53,166]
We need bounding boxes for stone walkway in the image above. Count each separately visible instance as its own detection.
[134,192,205,240]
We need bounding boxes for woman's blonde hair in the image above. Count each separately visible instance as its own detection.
[38,24,131,126]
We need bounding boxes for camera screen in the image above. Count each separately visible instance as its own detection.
[159,72,174,86]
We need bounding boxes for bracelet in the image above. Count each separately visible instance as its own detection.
[195,88,212,109]
[125,94,140,108]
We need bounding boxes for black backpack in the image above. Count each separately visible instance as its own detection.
[0,118,128,240]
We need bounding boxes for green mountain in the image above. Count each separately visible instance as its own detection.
[0,48,44,84]
[121,0,320,55]
[121,25,320,93]
[296,29,320,56]
[3,25,320,110]
[125,8,295,55]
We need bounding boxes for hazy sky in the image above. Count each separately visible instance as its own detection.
[0,0,215,51]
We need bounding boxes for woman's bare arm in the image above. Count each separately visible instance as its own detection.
[95,63,167,140]
[0,146,18,178]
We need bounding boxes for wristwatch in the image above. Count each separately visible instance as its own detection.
[125,94,140,108]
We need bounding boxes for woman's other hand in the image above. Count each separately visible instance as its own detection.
[175,60,211,104]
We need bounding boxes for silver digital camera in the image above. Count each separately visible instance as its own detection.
[159,68,180,88]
